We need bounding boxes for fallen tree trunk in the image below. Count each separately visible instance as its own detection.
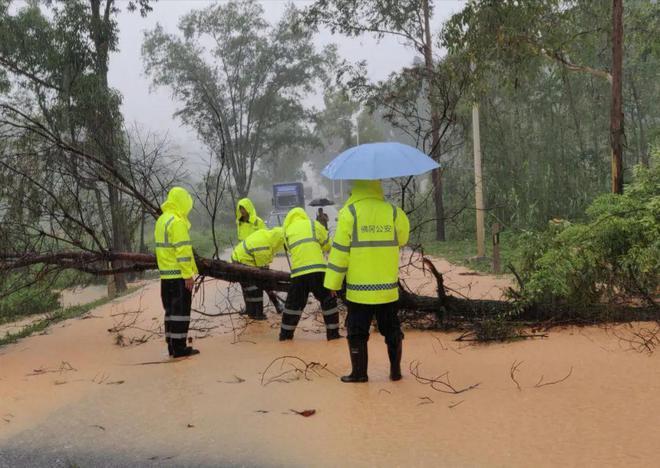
[1,251,657,326]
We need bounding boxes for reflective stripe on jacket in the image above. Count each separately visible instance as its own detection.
[283,208,330,278]
[231,228,284,267]
[236,198,266,241]
[324,180,409,304]
[155,187,198,280]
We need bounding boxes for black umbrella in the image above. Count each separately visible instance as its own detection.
[308,198,335,207]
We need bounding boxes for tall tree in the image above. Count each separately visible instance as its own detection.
[305,0,451,240]
[610,0,624,193]
[142,0,332,199]
[0,0,155,293]
[442,0,637,194]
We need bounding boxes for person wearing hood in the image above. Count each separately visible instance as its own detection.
[324,180,410,383]
[236,198,266,241]
[154,187,200,358]
[231,227,285,320]
[279,208,340,341]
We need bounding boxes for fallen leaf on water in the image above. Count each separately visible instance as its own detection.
[290,409,316,417]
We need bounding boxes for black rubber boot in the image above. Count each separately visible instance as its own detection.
[172,346,200,358]
[326,329,341,341]
[387,337,403,381]
[341,339,368,383]
[279,329,294,341]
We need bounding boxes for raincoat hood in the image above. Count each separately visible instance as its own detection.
[283,207,309,232]
[161,187,193,226]
[266,227,285,253]
[346,180,384,205]
[236,198,258,224]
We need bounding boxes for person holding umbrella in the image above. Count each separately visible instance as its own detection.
[322,142,439,383]
[316,207,329,230]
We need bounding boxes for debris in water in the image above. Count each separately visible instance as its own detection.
[218,375,245,384]
[418,396,434,406]
[106,380,125,385]
[90,424,106,431]
[409,360,480,394]
[187,423,195,428]
[260,355,337,385]
[534,366,573,388]
[255,410,269,414]
[290,409,316,417]
[27,361,77,376]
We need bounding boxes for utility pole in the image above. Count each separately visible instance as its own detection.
[469,0,486,258]
[472,99,486,258]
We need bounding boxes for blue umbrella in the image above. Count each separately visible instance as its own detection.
[321,142,439,180]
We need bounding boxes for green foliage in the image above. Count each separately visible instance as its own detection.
[0,285,141,348]
[190,228,235,258]
[514,156,660,306]
[438,0,660,230]
[471,317,522,342]
[142,0,333,198]
[424,231,519,274]
[0,284,60,324]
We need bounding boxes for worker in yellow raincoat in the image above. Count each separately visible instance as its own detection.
[154,187,200,358]
[279,207,340,341]
[231,228,284,320]
[236,198,266,241]
[324,180,409,382]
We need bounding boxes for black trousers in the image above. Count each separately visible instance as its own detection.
[282,272,339,333]
[161,279,192,352]
[345,300,403,344]
[240,283,264,317]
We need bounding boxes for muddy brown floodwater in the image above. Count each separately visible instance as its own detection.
[1,256,659,467]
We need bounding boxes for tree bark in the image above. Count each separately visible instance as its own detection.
[3,251,656,325]
[89,0,128,292]
[610,0,624,194]
[423,0,446,241]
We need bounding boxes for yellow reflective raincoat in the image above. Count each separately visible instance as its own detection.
[236,198,266,241]
[282,208,330,278]
[324,180,409,304]
[154,187,198,280]
[231,228,285,267]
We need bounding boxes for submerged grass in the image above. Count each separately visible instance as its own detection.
[0,285,142,348]
[423,231,521,274]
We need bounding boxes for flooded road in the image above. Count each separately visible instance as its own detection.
[1,258,659,467]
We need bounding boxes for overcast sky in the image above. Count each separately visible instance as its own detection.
[107,0,467,170]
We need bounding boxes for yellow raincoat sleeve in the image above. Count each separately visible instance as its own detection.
[315,221,331,253]
[252,248,274,268]
[395,206,410,246]
[170,219,197,279]
[324,207,353,290]
[256,217,267,231]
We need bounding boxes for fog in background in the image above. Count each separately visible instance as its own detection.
[108,0,467,183]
